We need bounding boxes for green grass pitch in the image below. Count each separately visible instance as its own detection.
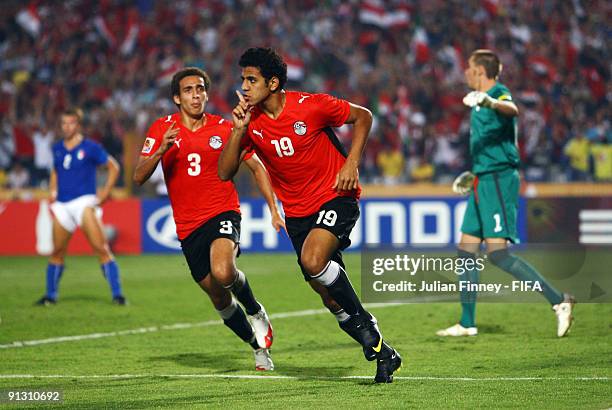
[0,254,610,408]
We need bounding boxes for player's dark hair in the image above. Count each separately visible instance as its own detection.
[471,49,502,79]
[61,107,84,124]
[171,67,211,100]
[239,47,287,92]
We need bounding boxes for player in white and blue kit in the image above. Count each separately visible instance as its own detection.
[36,108,126,305]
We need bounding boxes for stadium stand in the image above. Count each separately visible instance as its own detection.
[0,0,609,196]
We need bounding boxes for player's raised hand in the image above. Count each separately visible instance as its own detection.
[462,91,479,107]
[464,91,497,109]
[333,160,359,192]
[232,90,252,129]
[159,121,179,154]
[475,92,497,109]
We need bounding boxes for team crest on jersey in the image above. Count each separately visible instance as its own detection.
[209,135,223,149]
[293,121,307,136]
[142,137,155,154]
[76,149,85,160]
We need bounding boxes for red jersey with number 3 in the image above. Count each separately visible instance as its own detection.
[142,113,245,240]
[241,91,360,217]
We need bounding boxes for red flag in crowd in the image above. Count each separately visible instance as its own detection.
[16,3,41,38]
[359,0,411,29]
[94,15,116,47]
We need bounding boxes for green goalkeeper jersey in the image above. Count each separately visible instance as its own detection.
[469,82,519,174]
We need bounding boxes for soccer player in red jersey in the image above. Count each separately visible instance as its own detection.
[219,48,402,382]
[134,67,282,371]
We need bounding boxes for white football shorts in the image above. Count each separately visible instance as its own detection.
[50,194,103,233]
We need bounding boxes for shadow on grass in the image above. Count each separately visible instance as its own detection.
[477,324,505,334]
[149,352,245,373]
[275,362,357,378]
[279,341,358,354]
[52,294,111,305]
[149,349,359,379]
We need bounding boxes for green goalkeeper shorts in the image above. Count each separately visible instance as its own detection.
[460,168,520,243]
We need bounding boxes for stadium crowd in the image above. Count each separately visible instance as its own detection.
[0,0,609,193]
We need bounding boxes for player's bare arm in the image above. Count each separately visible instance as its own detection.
[49,169,57,201]
[97,155,120,205]
[244,154,286,233]
[333,103,373,192]
[218,91,251,181]
[133,122,179,185]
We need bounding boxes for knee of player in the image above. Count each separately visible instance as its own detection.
[210,263,236,287]
[49,253,65,264]
[301,253,329,277]
[51,245,64,257]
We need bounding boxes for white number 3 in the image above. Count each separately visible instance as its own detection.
[187,153,201,176]
[220,220,233,234]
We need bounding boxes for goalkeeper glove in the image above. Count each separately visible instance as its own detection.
[462,91,497,109]
[452,171,476,195]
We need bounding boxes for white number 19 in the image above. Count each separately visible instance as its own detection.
[271,137,294,157]
[316,210,337,227]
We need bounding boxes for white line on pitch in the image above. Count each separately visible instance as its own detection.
[0,374,608,381]
[0,303,403,349]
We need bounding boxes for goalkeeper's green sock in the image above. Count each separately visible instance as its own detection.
[458,250,479,328]
[489,249,564,305]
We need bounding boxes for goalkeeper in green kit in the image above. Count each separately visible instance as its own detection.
[437,50,575,338]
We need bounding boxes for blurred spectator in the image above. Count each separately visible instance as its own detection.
[590,143,612,182]
[0,121,15,170]
[563,133,590,181]
[431,121,462,181]
[376,136,404,185]
[410,156,435,182]
[0,169,7,188]
[12,122,34,170]
[0,0,609,189]
[7,161,30,189]
[32,125,54,187]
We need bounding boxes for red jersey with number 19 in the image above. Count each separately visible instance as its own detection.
[241,91,360,218]
[142,113,244,240]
